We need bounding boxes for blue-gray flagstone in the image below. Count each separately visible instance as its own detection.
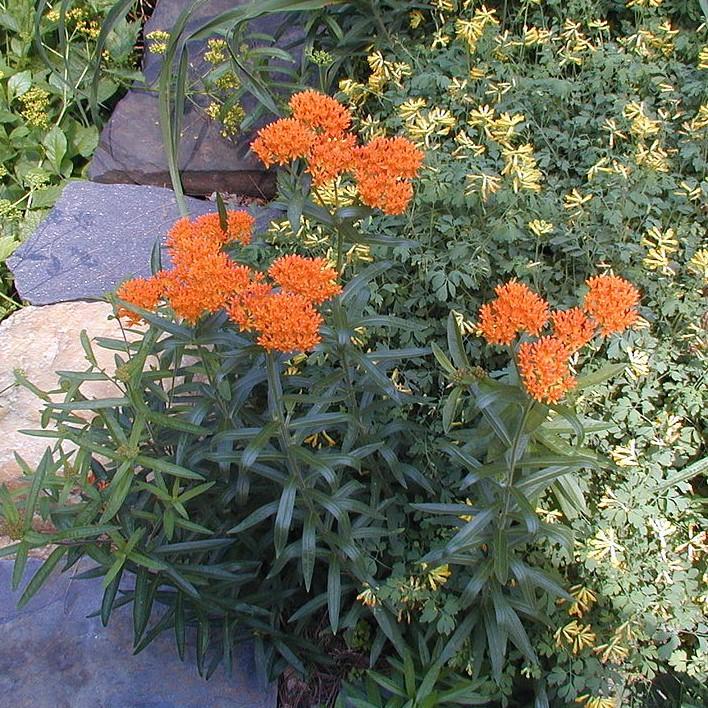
[7,181,275,306]
[0,558,276,708]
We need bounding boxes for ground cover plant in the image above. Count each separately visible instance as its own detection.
[0,1,706,707]
[0,0,143,317]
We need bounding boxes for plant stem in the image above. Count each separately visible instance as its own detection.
[500,400,535,528]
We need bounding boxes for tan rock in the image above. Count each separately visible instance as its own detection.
[0,301,127,489]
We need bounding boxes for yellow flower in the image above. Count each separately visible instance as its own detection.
[610,440,639,467]
[555,620,597,654]
[501,143,543,192]
[624,102,661,139]
[204,38,227,64]
[635,140,671,172]
[699,46,708,70]
[567,585,597,617]
[688,249,708,281]
[602,118,627,148]
[146,30,170,55]
[420,563,452,590]
[528,219,554,237]
[564,189,592,215]
[466,172,502,201]
[626,0,663,6]
[576,695,617,708]
[399,97,427,121]
[587,528,625,567]
[356,585,379,607]
[18,87,50,129]
[642,226,678,274]
[409,10,425,28]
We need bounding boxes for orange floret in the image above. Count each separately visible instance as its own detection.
[306,133,357,186]
[227,281,273,331]
[583,274,640,335]
[251,118,316,167]
[478,280,550,345]
[551,307,596,352]
[268,254,342,304]
[353,136,424,214]
[164,258,255,324]
[518,336,577,404]
[289,90,352,137]
[116,272,168,325]
[192,210,255,247]
[249,291,323,353]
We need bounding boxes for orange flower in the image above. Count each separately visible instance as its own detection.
[248,291,323,353]
[583,275,640,335]
[268,254,342,304]
[116,272,167,325]
[518,337,577,404]
[478,280,550,345]
[164,258,255,324]
[306,134,357,186]
[353,136,424,214]
[227,281,272,331]
[192,211,255,247]
[289,90,352,137]
[251,118,315,167]
[551,307,596,352]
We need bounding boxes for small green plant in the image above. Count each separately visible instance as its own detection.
[0,0,141,317]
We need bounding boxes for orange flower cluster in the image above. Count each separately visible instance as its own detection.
[227,254,341,352]
[116,214,341,354]
[476,274,640,404]
[518,337,577,404]
[551,307,595,352]
[251,90,424,214]
[583,274,641,335]
[267,254,341,304]
[353,136,424,215]
[478,280,550,345]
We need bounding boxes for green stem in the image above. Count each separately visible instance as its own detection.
[500,400,535,528]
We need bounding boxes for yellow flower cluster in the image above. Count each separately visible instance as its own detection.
[642,225,678,274]
[454,5,499,54]
[18,87,50,129]
[146,30,170,55]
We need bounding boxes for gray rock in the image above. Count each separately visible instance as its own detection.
[0,558,276,708]
[7,181,276,305]
[88,0,306,197]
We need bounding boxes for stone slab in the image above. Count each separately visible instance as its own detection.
[0,301,129,489]
[0,558,276,708]
[7,181,275,305]
[88,0,305,197]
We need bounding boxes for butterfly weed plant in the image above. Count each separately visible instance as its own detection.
[1,91,640,704]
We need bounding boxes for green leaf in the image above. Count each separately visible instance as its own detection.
[493,526,509,584]
[228,501,279,534]
[216,192,228,232]
[656,455,707,491]
[100,461,134,523]
[101,566,124,626]
[431,342,456,376]
[301,511,317,592]
[7,70,31,102]
[447,312,470,370]
[575,363,626,390]
[135,456,205,480]
[17,546,67,608]
[327,554,341,634]
[133,567,153,642]
[42,126,67,173]
[274,478,297,556]
[22,448,52,533]
[442,386,463,433]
